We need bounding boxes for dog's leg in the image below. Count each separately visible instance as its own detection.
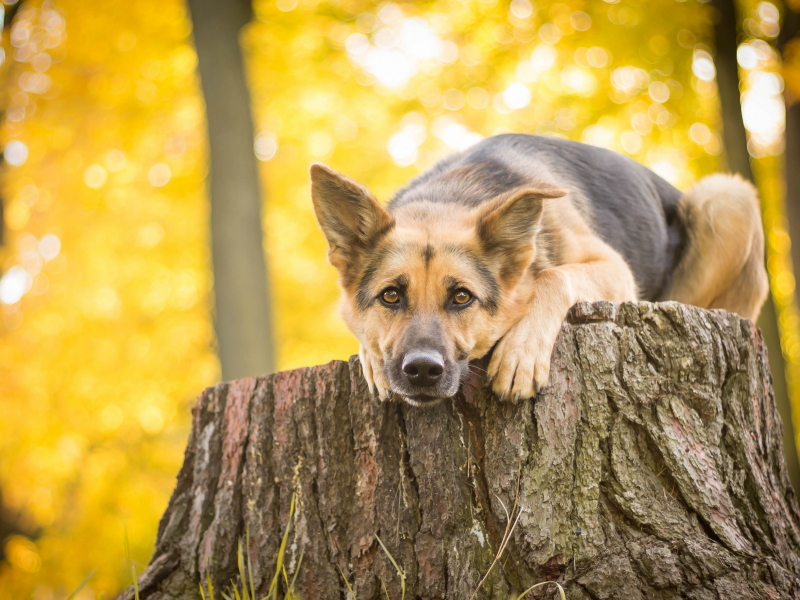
[358,346,392,401]
[665,174,768,322]
[487,239,637,401]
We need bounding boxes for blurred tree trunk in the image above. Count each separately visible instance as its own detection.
[779,6,800,324]
[187,0,275,380]
[0,0,25,245]
[124,302,800,599]
[712,0,754,180]
[0,0,27,559]
[711,0,800,491]
[778,0,800,496]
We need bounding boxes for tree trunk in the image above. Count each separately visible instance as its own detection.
[711,0,754,181]
[0,0,25,246]
[124,302,800,599]
[781,15,800,284]
[776,0,800,502]
[187,0,275,380]
[710,0,800,492]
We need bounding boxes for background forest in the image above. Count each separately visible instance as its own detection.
[0,0,798,597]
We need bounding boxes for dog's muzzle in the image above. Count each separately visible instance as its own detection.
[387,348,462,406]
[401,350,444,387]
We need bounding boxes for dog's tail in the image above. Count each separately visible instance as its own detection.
[664,173,768,321]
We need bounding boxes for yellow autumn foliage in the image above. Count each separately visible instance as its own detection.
[0,0,794,597]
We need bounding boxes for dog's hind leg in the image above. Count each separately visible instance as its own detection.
[665,174,769,322]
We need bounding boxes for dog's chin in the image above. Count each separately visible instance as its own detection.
[400,394,447,407]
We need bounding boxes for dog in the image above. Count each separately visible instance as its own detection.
[310,134,768,406]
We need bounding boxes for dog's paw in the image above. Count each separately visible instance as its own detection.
[487,318,559,402]
[358,346,392,401]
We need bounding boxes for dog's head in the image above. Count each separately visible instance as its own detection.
[310,163,565,405]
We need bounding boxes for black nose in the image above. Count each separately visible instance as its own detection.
[402,351,444,387]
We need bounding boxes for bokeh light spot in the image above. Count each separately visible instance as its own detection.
[5,536,41,574]
[4,140,28,166]
[503,82,532,109]
[620,130,642,154]
[276,0,298,11]
[466,87,490,109]
[100,404,125,432]
[84,164,108,189]
[510,0,534,19]
[38,234,61,261]
[254,132,278,161]
[105,149,127,172]
[570,11,592,32]
[648,81,670,103]
[692,50,716,81]
[0,266,31,305]
[139,406,165,434]
[689,123,712,145]
[148,163,172,187]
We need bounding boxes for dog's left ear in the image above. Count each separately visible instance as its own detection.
[476,185,567,278]
[310,163,395,280]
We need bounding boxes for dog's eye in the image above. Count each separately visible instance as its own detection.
[453,290,472,305]
[382,289,400,304]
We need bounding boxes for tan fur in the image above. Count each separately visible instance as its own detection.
[345,200,540,400]
[665,174,768,321]
[486,198,638,399]
[312,164,767,404]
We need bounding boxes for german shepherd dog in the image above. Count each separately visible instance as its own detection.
[311,134,768,406]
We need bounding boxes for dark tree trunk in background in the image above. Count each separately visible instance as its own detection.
[782,7,800,280]
[0,1,27,244]
[124,302,800,599]
[712,0,754,181]
[778,0,800,503]
[0,1,28,558]
[711,0,800,491]
[187,0,275,380]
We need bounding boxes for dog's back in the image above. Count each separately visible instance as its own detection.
[390,134,684,301]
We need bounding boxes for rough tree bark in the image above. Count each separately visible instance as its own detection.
[125,302,800,599]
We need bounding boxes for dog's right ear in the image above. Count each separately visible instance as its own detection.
[310,163,395,279]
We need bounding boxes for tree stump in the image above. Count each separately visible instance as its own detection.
[124,302,800,599]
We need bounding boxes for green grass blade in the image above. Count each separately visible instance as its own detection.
[124,526,140,600]
[282,565,290,588]
[337,565,356,600]
[200,583,207,600]
[267,493,296,600]
[232,580,242,600]
[515,581,566,600]
[131,566,140,600]
[66,569,96,600]
[237,540,250,600]
[246,527,255,600]
[207,569,216,600]
[283,551,303,600]
[381,579,390,600]
[124,526,131,567]
[375,534,405,600]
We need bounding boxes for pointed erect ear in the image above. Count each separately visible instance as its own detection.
[310,163,394,276]
[476,185,567,277]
